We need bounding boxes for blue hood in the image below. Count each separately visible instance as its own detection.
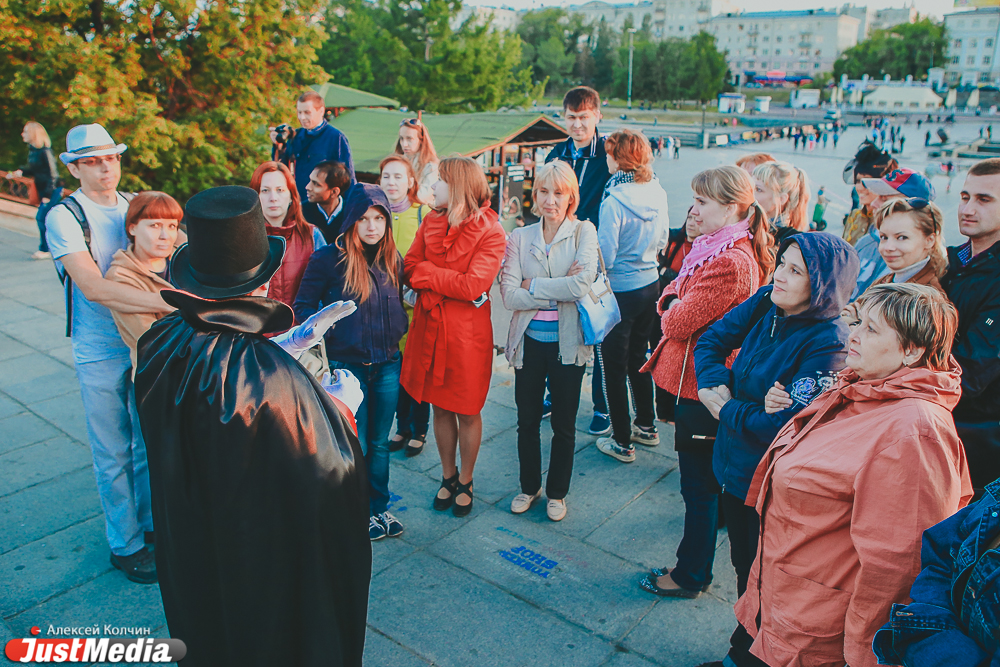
[777,231,860,320]
[338,183,392,237]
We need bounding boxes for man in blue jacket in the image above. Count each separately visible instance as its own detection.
[545,86,614,435]
[273,91,356,204]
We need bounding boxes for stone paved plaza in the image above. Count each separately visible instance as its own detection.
[0,121,983,666]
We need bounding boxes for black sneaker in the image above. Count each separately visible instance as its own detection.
[379,512,404,538]
[110,547,157,584]
[369,515,386,541]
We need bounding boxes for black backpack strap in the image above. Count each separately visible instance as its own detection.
[49,197,89,337]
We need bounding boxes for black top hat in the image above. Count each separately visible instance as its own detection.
[170,186,285,299]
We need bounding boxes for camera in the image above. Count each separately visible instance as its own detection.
[273,124,295,145]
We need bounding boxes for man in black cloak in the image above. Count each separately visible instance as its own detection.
[134,185,371,667]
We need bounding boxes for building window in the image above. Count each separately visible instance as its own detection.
[969,56,976,65]
[971,38,978,47]
[776,36,782,43]
[815,49,821,56]
[763,36,769,42]
[763,48,768,54]
[982,71,992,82]
[776,48,781,54]
[815,62,820,69]
[761,61,767,67]
[988,38,995,47]
[952,56,960,64]
[986,56,993,65]
[954,39,962,48]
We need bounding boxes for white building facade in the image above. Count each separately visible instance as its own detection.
[563,0,736,39]
[708,10,860,78]
[943,7,1000,86]
[453,5,519,31]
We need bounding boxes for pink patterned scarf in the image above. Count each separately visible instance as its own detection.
[676,218,752,280]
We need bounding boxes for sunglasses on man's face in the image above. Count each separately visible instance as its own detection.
[76,154,121,167]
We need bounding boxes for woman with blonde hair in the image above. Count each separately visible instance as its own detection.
[401,156,506,517]
[593,129,670,463]
[7,122,61,259]
[752,161,811,243]
[249,161,325,311]
[640,165,773,598]
[395,118,439,205]
[500,161,599,521]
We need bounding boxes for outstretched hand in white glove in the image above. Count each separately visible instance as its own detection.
[320,369,365,415]
[272,300,357,359]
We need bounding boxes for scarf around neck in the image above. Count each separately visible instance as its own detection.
[389,197,412,214]
[602,170,635,201]
[676,218,752,280]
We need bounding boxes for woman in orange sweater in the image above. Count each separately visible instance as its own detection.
[640,166,774,598]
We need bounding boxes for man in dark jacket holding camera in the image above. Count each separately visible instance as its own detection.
[272,91,356,204]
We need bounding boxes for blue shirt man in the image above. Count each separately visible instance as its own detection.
[275,91,356,204]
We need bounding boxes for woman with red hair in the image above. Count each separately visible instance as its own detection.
[249,161,325,312]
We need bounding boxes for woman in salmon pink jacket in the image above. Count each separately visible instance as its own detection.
[401,156,506,518]
[639,166,774,599]
[725,284,973,667]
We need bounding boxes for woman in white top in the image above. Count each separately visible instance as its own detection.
[395,118,439,205]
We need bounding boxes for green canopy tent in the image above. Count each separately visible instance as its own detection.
[310,83,400,116]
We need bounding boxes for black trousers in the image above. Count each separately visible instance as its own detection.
[514,336,587,500]
[956,420,1000,497]
[395,385,430,439]
[601,282,659,446]
[722,492,767,667]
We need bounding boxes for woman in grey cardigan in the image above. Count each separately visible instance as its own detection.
[500,162,599,522]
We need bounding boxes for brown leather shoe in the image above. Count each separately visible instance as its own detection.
[110,547,157,584]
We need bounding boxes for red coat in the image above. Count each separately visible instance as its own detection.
[401,206,506,415]
[641,238,759,400]
[266,223,315,315]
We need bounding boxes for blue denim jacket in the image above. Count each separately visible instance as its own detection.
[874,478,1000,666]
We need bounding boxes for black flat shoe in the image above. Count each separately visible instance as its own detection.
[452,478,474,517]
[433,474,459,511]
[389,432,409,453]
[639,572,707,598]
[404,434,426,458]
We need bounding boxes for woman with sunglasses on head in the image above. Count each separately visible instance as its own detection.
[395,118,439,205]
[249,161,325,313]
[842,198,948,323]
[401,157,506,518]
[380,154,431,457]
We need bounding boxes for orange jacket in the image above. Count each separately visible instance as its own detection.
[735,361,973,667]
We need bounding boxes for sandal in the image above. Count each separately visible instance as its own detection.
[433,474,459,511]
[389,431,410,453]
[452,478,474,517]
[404,433,426,458]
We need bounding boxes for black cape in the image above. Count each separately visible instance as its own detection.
[134,290,371,667]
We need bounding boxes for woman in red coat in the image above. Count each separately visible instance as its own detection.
[401,156,506,517]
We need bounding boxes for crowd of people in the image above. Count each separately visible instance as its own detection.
[13,82,1000,667]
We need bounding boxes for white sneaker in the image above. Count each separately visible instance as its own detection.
[597,436,637,463]
[510,489,542,514]
[631,424,660,447]
[547,498,567,521]
[30,251,51,260]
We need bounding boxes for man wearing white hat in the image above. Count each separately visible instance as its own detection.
[45,124,173,584]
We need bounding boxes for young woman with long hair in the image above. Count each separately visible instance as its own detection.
[400,156,506,517]
[294,183,408,541]
[395,118,439,205]
[640,165,774,599]
[7,122,61,259]
[752,161,810,243]
[249,161,325,311]
[380,154,431,457]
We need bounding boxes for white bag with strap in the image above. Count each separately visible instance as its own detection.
[574,225,621,345]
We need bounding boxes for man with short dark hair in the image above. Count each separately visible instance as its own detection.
[944,157,1000,493]
[272,90,355,204]
[304,160,351,243]
[545,85,613,435]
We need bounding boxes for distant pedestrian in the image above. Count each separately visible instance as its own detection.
[925,130,931,147]
[7,121,61,260]
[822,132,828,148]
[899,135,906,153]
[917,118,922,129]
[673,140,680,159]
[989,125,994,141]
[811,186,829,231]
[833,130,839,148]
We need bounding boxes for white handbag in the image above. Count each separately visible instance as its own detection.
[574,225,621,345]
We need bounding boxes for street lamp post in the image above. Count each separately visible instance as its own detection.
[627,28,637,110]
[701,102,707,148]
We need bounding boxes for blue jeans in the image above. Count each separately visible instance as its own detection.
[672,449,720,590]
[330,356,401,515]
[35,187,63,253]
[75,356,152,556]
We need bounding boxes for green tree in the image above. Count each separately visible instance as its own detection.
[516,7,591,92]
[320,0,539,112]
[0,0,328,199]
[591,17,620,92]
[684,31,729,102]
[833,19,947,81]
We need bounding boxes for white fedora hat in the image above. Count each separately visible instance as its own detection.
[59,124,128,165]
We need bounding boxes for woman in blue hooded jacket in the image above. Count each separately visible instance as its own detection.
[689,232,860,666]
[295,183,408,542]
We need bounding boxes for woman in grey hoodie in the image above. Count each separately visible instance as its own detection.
[595,130,670,464]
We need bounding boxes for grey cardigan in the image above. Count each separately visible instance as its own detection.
[499,217,600,369]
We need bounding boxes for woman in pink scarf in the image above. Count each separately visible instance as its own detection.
[639,165,774,598]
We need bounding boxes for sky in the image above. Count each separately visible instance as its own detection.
[466,0,967,22]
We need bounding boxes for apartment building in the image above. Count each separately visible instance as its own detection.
[943,7,1000,86]
[709,9,860,77]
[453,5,519,31]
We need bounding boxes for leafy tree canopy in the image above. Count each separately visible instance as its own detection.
[833,19,947,82]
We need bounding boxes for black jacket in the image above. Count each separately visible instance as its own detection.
[302,198,346,245]
[545,134,611,228]
[20,146,59,199]
[942,241,1000,424]
[294,184,407,364]
[135,291,371,667]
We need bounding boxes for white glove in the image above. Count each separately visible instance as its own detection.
[320,369,365,415]
[403,288,418,308]
[272,300,357,359]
